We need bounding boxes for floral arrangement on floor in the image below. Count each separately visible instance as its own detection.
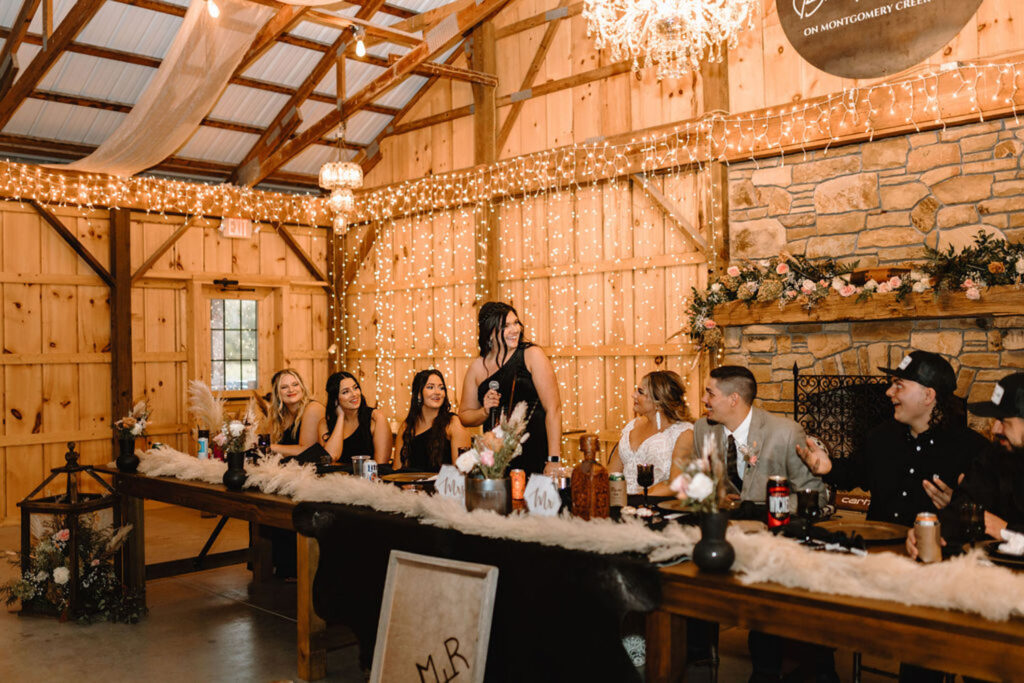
[0,514,143,623]
[668,434,727,514]
[686,231,1024,349]
[456,401,531,479]
[113,400,151,439]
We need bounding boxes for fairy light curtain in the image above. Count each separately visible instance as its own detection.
[60,0,272,176]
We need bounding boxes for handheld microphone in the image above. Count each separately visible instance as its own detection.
[488,380,500,426]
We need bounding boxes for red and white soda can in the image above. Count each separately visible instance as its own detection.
[766,475,791,528]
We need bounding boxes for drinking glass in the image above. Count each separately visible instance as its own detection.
[636,464,655,509]
[797,488,822,523]
[959,501,985,546]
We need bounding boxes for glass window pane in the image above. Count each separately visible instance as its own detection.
[241,300,257,329]
[224,330,241,360]
[211,300,224,329]
[241,331,257,360]
[211,362,225,390]
[211,330,224,360]
[224,299,240,329]
[241,361,257,389]
[225,362,242,390]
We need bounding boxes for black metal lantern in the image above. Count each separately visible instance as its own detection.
[17,442,122,619]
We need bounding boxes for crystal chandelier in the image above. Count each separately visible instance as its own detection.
[319,46,362,236]
[582,0,757,80]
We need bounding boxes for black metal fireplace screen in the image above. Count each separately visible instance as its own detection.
[792,364,893,461]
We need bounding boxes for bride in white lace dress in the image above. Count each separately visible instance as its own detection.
[609,370,695,496]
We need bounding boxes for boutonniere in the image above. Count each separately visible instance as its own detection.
[739,441,759,467]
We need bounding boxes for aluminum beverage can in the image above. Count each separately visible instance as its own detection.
[511,469,526,499]
[362,460,378,481]
[766,475,791,527]
[609,473,627,508]
[915,512,942,564]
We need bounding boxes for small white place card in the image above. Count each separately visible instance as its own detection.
[436,465,466,510]
[524,474,561,517]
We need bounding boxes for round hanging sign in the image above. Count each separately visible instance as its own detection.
[778,0,983,79]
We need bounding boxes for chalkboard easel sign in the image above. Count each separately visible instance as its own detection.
[370,551,499,683]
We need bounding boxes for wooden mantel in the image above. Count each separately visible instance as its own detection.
[714,285,1024,327]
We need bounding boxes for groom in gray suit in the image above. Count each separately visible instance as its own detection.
[694,365,826,507]
[695,365,836,683]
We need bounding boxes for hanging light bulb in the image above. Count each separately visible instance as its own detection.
[354,28,366,58]
[332,213,349,236]
[206,0,220,18]
[328,188,355,214]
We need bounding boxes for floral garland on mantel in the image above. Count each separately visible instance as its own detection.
[687,232,1024,350]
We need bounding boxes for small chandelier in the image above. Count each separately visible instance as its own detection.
[582,0,756,80]
[319,43,362,233]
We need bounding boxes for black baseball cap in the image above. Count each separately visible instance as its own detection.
[968,373,1024,420]
[879,350,956,396]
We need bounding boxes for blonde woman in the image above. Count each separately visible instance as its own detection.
[268,369,325,457]
[608,370,695,497]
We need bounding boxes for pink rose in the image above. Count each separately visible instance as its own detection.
[703,319,717,329]
[818,279,828,287]
[91,559,100,567]
[776,263,790,275]
[479,449,494,467]
[213,432,227,447]
[726,266,740,277]
[54,529,70,542]
[800,279,816,294]
[877,282,892,294]
[839,284,857,297]
[888,276,902,288]
[748,454,758,467]
[669,474,689,498]
[965,286,981,300]
[962,278,975,289]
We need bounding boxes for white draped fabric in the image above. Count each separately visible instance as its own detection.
[61,0,273,177]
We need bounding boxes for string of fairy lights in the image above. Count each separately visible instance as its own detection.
[1,58,1022,430]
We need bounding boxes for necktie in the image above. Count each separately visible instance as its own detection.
[726,435,743,493]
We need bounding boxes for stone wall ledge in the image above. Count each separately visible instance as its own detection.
[715,285,1024,326]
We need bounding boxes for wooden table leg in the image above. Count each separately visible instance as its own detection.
[123,494,146,604]
[646,609,689,683]
[250,522,273,583]
[296,533,327,681]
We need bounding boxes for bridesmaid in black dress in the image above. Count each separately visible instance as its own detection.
[319,371,392,466]
[394,369,470,472]
[268,369,325,456]
[459,302,562,474]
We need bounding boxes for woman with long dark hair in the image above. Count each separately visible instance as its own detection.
[394,369,470,472]
[458,301,562,474]
[319,371,392,465]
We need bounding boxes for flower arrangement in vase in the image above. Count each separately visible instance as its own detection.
[113,400,151,472]
[456,401,531,514]
[670,434,734,572]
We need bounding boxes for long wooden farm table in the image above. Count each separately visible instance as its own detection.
[94,466,327,681]
[647,560,1024,682]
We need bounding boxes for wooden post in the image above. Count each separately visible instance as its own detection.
[296,533,327,680]
[109,208,132,426]
[470,21,499,303]
[700,48,730,275]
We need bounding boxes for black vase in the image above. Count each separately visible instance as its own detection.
[223,450,247,491]
[693,510,735,573]
[116,438,139,473]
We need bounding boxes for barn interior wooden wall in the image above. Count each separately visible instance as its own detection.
[1,0,1022,524]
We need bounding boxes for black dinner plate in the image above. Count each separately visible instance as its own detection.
[983,540,1024,568]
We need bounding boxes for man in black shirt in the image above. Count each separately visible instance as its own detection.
[796,350,986,525]
[907,371,1024,553]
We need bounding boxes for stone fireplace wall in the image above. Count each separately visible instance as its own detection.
[722,117,1024,415]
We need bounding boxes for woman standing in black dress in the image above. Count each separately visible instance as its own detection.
[320,371,392,466]
[394,369,470,471]
[459,302,562,474]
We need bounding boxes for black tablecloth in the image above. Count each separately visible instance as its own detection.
[293,502,662,682]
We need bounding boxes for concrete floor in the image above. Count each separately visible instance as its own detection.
[0,506,899,683]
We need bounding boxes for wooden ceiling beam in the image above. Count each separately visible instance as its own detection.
[0,133,320,189]
[496,0,570,152]
[0,0,105,129]
[0,0,42,98]
[235,5,309,77]
[355,43,467,174]
[247,0,511,186]
[231,33,350,186]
